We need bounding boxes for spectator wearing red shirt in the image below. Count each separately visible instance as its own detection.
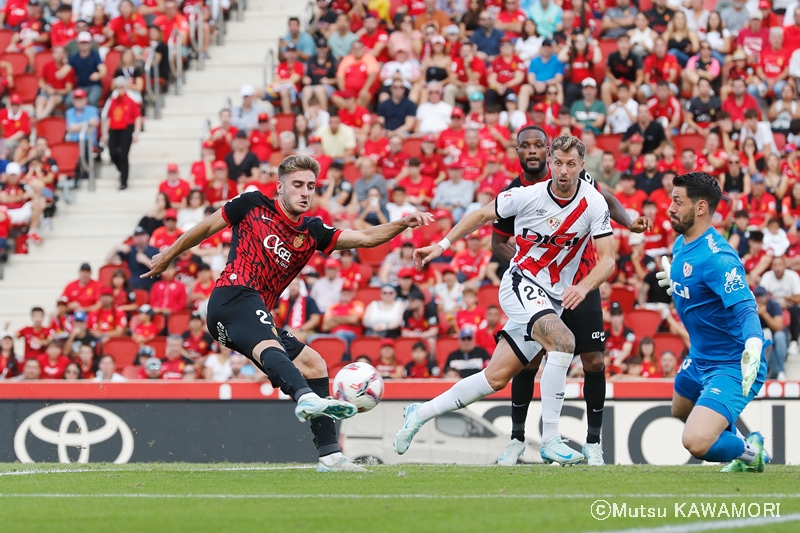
[8,2,49,69]
[486,39,525,107]
[322,281,364,348]
[34,46,75,121]
[616,134,645,174]
[0,332,19,378]
[494,0,527,39]
[722,78,762,132]
[377,135,407,181]
[739,174,778,230]
[62,263,101,312]
[333,40,380,109]
[242,165,279,198]
[337,90,371,135]
[450,233,491,287]
[436,108,467,161]
[150,209,184,251]
[475,305,503,353]
[182,312,216,359]
[132,305,160,345]
[16,306,51,360]
[445,41,487,106]
[149,262,188,316]
[49,5,75,48]
[87,287,128,341]
[37,340,70,379]
[481,156,512,196]
[649,171,676,214]
[248,113,279,163]
[640,38,680,100]
[404,341,440,378]
[103,78,142,190]
[402,0,427,17]
[647,82,682,135]
[736,11,769,64]
[0,93,31,151]
[1,0,28,30]
[153,0,189,46]
[190,140,217,190]
[358,13,389,63]
[204,161,239,207]
[614,172,648,217]
[455,286,486,333]
[264,42,305,114]
[158,164,191,206]
[604,302,636,368]
[750,26,790,100]
[159,335,194,380]
[397,158,435,208]
[208,109,238,162]
[742,230,775,285]
[104,0,148,50]
[458,128,490,182]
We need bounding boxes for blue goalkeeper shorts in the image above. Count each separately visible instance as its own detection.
[673,352,767,427]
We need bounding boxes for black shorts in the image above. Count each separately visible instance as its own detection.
[561,288,605,354]
[206,286,306,369]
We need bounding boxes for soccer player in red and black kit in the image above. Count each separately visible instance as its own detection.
[143,155,433,472]
[493,126,652,466]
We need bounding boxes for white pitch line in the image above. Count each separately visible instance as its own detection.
[0,465,314,477]
[582,512,800,533]
[0,493,799,500]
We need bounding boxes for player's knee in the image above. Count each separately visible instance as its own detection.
[484,366,512,390]
[553,327,575,355]
[682,433,711,458]
[294,348,327,378]
[581,352,604,373]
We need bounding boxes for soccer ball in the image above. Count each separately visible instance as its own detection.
[333,362,384,413]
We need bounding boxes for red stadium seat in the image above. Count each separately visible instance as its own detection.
[624,309,662,339]
[274,113,295,133]
[167,310,193,335]
[104,337,140,368]
[673,134,706,156]
[343,162,361,184]
[596,134,623,157]
[610,285,636,313]
[478,285,500,309]
[403,137,423,158]
[2,52,28,75]
[598,40,618,65]
[310,337,347,369]
[435,336,460,369]
[350,336,383,360]
[0,30,14,52]
[653,333,687,359]
[121,365,141,379]
[355,262,374,284]
[36,117,67,146]
[774,132,786,153]
[49,142,81,177]
[104,50,121,81]
[131,289,149,306]
[11,73,39,105]
[355,286,381,304]
[389,0,405,18]
[357,240,393,268]
[33,49,53,78]
[394,337,424,367]
[146,336,167,357]
[639,0,653,11]
[98,263,129,287]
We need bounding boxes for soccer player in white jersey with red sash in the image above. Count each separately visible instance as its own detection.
[394,136,617,464]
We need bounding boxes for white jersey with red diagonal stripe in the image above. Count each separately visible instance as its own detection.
[495,179,612,301]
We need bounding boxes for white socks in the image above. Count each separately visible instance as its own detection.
[319,452,343,466]
[739,441,758,464]
[297,392,319,403]
[417,370,496,422]
[540,351,573,444]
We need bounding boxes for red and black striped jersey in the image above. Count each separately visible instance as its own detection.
[493,170,601,283]
[217,192,341,309]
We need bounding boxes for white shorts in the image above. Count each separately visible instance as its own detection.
[8,202,32,226]
[498,268,562,364]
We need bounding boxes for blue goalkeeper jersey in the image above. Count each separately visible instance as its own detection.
[670,227,757,367]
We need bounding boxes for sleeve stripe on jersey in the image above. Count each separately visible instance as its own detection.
[494,198,501,219]
[593,232,614,240]
[493,226,513,237]
[220,206,231,227]
[323,229,342,256]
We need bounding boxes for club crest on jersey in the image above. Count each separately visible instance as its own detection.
[683,263,692,277]
[547,217,561,230]
[292,234,305,248]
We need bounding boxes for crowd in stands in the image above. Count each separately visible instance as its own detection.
[3,0,800,382]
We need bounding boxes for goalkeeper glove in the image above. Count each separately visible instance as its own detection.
[741,337,762,397]
[655,256,673,296]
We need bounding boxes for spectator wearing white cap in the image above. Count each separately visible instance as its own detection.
[0,162,46,245]
[60,31,106,108]
[230,83,268,133]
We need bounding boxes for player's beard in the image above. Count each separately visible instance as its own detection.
[520,155,547,178]
[670,211,695,235]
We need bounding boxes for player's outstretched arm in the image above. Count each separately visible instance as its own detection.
[141,210,228,279]
[334,211,434,250]
[600,187,653,233]
[563,235,616,310]
[414,202,500,268]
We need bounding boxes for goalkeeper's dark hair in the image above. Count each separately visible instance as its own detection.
[516,125,548,142]
[673,172,721,214]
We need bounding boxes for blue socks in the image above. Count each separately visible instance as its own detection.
[701,430,745,462]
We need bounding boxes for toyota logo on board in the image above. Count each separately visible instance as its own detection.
[14,403,134,464]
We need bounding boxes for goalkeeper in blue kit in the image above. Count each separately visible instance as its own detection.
[656,172,769,472]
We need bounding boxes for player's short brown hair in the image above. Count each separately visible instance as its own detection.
[278,155,320,182]
[551,135,586,162]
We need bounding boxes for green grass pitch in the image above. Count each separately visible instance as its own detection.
[0,464,798,533]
